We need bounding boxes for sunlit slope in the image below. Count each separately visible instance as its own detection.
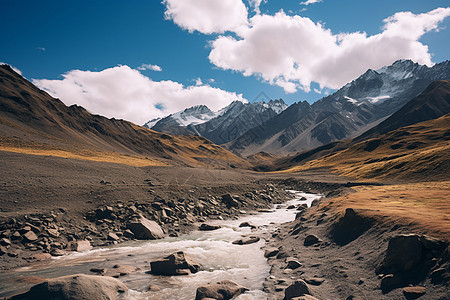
[281,114,450,180]
[0,65,249,168]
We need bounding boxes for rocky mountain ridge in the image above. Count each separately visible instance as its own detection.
[229,59,450,155]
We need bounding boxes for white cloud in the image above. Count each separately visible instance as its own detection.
[247,0,266,14]
[137,64,162,71]
[163,0,248,34]
[208,7,450,93]
[300,0,322,5]
[35,47,46,51]
[0,62,22,75]
[33,65,246,125]
[195,78,203,85]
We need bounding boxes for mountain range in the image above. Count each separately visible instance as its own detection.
[146,59,450,157]
[262,79,450,180]
[146,99,288,145]
[0,65,249,169]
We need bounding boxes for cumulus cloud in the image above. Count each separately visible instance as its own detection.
[33,65,246,125]
[0,62,22,75]
[162,0,248,34]
[137,64,162,71]
[300,0,322,5]
[208,7,450,93]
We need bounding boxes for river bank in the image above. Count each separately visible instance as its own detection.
[262,181,450,300]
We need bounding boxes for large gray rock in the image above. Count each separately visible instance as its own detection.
[10,274,127,300]
[382,234,423,273]
[284,280,312,300]
[126,216,164,240]
[150,251,201,276]
[195,280,248,300]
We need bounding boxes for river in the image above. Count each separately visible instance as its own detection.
[0,191,320,299]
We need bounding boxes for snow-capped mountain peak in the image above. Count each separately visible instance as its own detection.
[168,105,217,126]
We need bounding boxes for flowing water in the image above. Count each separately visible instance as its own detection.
[0,191,320,299]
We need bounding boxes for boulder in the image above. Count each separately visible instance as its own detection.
[195,280,248,300]
[286,258,302,269]
[232,236,260,245]
[239,221,256,229]
[150,251,201,276]
[10,274,127,300]
[126,216,164,240]
[199,224,222,231]
[304,235,320,246]
[382,234,423,273]
[221,194,239,207]
[68,240,92,252]
[284,280,312,300]
[402,286,426,299]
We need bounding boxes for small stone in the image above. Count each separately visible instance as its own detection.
[305,278,325,286]
[402,286,426,299]
[239,221,256,229]
[232,236,260,245]
[198,224,221,231]
[90,268,107,274]
[47,228,59,238]
[33,253,52,261]
[50,249,65,257]
[24,231,38,242]
[286,258,302,269]
[107,232,120,241]
[304,234,320,246]
[264,248,279,258]
[0,238,11,246]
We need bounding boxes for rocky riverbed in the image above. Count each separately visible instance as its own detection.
[0,184,293,271]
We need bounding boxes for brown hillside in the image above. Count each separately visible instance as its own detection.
[278,113,450,180]
[0,65,249,168]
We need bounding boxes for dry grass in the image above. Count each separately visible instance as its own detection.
[0,137,168,167]
[278,114,450,180]
[319,181,450,240]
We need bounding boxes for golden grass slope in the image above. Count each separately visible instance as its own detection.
[317,181,450,240]
[281,114,450,180]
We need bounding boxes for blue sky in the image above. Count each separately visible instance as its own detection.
[1,0,449,124]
